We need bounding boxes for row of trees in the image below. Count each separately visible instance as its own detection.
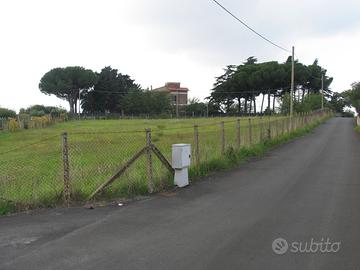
[39,66,172,115]
[210,57,333,114]
[38,59,355,117]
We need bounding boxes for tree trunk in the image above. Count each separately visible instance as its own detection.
[301,88,305,102]
[74,100,77,114]
[253,96,257,114]
[244,97,248,115]
[261,94,265,114]
[267,91,271,112]
[69,100,74,114]
[272,95,276,112]
[238,97,241,114]
[249,97,252,115]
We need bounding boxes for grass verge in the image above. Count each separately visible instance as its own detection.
[189,117,329,181]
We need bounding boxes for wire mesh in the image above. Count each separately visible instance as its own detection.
[0,109,332,211]
[68,131,147,200]
[0,136,63,207]
[197,123,222,163]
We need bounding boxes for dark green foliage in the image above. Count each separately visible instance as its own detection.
[82,66,140,114]
[19,105,67,117]
[121,90,172,116]
[186,98,207,116]
[280,93,322,114]
[343,82,360,113]
[0,107,16,118]
[0,200,16,215]
[341,110,355,118]
[211,57,333,114]
[39,67,97,114]
[185,98,223,116]
[327,92,350,114]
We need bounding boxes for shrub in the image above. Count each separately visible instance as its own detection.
[225,146,238,163]
[0,107,16,118]
[8,118,20,132]
[341,110,355,118]
[59,113,68,122]
[30,115,52,128]
[20,105,67,118]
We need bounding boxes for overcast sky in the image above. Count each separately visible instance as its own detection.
[1,0,359,112]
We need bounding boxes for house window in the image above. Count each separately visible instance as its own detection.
[172,95,177,104]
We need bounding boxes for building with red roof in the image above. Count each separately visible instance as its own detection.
[152,82,189,106]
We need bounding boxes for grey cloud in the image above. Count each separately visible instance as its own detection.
[127,0,360,65]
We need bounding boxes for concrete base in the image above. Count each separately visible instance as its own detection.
[174,168,189,188]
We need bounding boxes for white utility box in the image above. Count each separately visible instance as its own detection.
[172,144,191,169]
[172,144,191,187]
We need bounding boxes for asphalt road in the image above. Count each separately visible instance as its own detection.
[1,117,360,270]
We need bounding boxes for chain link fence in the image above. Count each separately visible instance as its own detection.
[0,109,332,212]
[0,135,63,209]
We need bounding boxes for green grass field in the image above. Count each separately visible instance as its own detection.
[0,115,316,213]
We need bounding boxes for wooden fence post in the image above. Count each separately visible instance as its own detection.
[275,119,279,138]
[236,119,241,148]
[146,129,154,193]
[62,132,71,207]
[248,118,252,145]
[220,121,225,155]
[273,119,277,138]
[260,117,264,142]
[267,116,271,140]
[194,125,200,167]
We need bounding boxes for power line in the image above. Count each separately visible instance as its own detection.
[210,89,291,94]
[85,88,289,95]
[211,0,291,53]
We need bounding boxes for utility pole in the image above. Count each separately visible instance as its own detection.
[321,71,324,110]
[290,46,295,117]
[176,91,179,118]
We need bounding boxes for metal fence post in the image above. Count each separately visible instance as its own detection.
[62,132,71,207]
[194,125,200,167]
[248,118,252,145]
[146,129,154,193]
[220,121,225,155]
[236,119,241,148]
